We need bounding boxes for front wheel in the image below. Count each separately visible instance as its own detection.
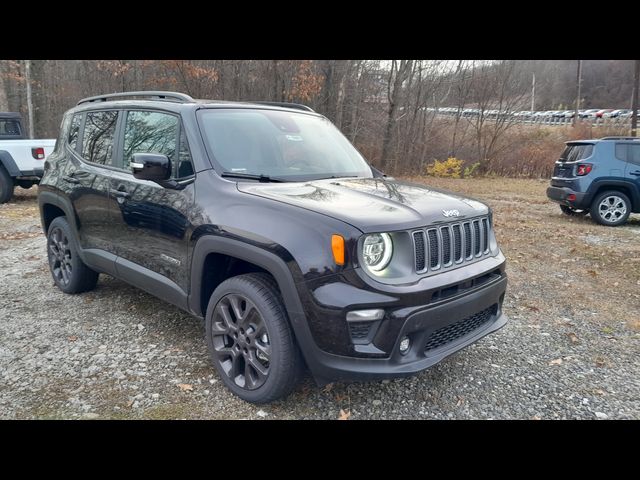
[590,191,631,226]
[560,205,588,216]
[205,273,303,403]
[0,165,13,204]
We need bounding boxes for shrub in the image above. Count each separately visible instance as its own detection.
[427,157,462,178]
[463,162,481,178]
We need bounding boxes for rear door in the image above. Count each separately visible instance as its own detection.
[108,109,195,293]
[623,143,640,204]
[60,110,119,255]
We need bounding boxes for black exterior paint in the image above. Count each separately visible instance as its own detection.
[38,97,509,384]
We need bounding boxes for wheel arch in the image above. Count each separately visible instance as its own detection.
[0,150,20,178]
[189,236,305,322]
[587,180,640,211]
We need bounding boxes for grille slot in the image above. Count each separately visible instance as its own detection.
[412,216,492,273]
[473,220,481,256]
[441,226,452,266]
[452,224,462,262]
[463,223,472,259]
[424,305,496,353]
[413,231,426,272]
[427,229,439,270]
[481,218,489,253]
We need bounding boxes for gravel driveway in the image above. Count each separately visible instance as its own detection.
[1,180,639,419]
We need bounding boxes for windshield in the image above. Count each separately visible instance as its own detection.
[197,109,373,181]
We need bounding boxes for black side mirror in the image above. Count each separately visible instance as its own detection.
[131,153,171,183]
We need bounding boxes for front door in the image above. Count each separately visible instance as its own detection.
[108,109,196,293]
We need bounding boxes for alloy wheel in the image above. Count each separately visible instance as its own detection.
[210,294,271,390]
[598,195,627,223]
[48,227,73,286]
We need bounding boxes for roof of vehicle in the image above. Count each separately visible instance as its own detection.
[566,136,640,144]
[72,91,318,116]
[0,112,22,119]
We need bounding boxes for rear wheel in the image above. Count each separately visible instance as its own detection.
[47,217,99,293]
[205,273,303,403]
[0,165,14,204]
[590,191,631,226]
[560,205,588,216]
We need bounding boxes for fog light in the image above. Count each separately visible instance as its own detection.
[399,336,410,354]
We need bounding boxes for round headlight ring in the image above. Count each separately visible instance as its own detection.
[362,233,393,272]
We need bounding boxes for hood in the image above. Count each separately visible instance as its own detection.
[237,177,489,233]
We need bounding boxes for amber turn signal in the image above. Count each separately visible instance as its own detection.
[331,234,345,265]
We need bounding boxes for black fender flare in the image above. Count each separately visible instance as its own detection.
[189,235,327,374]
[37,190,81,237]
[586,178,640,210]
[0,150,20,177]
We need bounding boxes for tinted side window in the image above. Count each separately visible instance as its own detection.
[68,113,82,150]
[122,111,178,170]
[81,111,118,166]
[176,129,194,178]
[629,145,640,165]
[0,119,21,136]
[615,144,627,161]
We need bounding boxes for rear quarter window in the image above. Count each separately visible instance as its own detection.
[560,144,594,162]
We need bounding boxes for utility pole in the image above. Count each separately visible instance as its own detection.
[531,72,535,112]
[632,60,639,137]
[573,60,582,127]
[24,60,34,139]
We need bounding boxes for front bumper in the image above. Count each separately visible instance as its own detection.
[546,185,590,209]
[293,256,508,383]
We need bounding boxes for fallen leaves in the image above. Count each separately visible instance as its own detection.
[338,409,351,420]
[567,332,579,344]
[548,358,563,366]
[0,232,41,240]
[177,383,193,392]
[68,335,78,342]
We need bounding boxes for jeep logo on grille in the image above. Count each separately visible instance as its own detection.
[442,209,460,217]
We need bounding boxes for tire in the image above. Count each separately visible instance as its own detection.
[560,205,588,216]
[0,165,14,204]
[205,272,303,403]
[46,216,99,293]
[589,190,631,227]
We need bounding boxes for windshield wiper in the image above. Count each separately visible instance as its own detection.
[221,172,285,183]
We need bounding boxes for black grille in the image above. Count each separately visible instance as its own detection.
[349,322,372,340]
[412,216,492,273]
[413,231,426,271]
[481,218,489,253]
[424,305,496,352]
[464,223,472,259]
[428,229,439,269]
[441,227,451,265]
[452,224,462,262]
[473,220,481,256]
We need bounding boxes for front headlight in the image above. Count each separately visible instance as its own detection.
[362,233,393,272]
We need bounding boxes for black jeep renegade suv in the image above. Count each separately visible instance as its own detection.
[38,91,508,403]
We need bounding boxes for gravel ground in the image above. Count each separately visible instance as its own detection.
[1,180,639,419]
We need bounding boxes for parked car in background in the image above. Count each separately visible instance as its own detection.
[547,136,640,226]
[579,109,600,118]
[595,109,614,118]
[605,109,631,118]
[0,112,56,203]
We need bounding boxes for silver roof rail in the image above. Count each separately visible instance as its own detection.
[249,101,315,112]
[77,91,195,105]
